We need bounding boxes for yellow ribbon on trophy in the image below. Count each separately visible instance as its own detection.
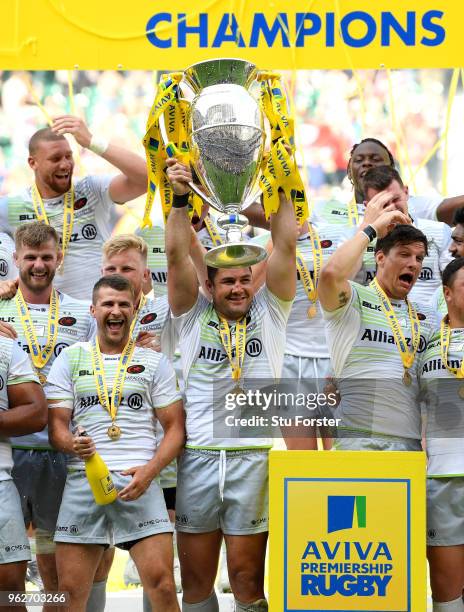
[15,287,60,384]
[439,316,464,399]
[257,74,309,225]
[370,278,421,386]
[90,336,136,441]
[142,73,202,227]
[296,224,323,319]
[218,316,247,391]
[31,184,74,272]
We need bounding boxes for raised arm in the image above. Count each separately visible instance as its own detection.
[266,192,297,301]
[165,159,200,315]
[52,115,147,204]
[319,207,410,312]
[436,195,464,226]
[0,382,47,436]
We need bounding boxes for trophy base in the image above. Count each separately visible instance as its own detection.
[204,243,267,269]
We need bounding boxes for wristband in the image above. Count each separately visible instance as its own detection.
[172,193,190,208]
[361,224,377,243]
[88,135,109,156]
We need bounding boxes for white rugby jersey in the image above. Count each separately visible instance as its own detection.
[45,342,181,470]
[0,176,115,300]
[419,327,464,476]
[0,292,93,450]
[354,216,452,306]
[323,281,437,440]
[0,338,39,481]
[431,286,447,319]
[172,288,292,449]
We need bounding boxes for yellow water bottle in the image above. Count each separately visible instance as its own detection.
[79,429,118,505]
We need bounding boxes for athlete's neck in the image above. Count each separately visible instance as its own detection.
[214,307,246,322]
[19,282,53,305]
[97,332,130,355]
[375,276,406,302]
[34,179,66,200]
[447,308,464,329]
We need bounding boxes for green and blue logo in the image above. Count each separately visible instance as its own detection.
[328,495,366,533]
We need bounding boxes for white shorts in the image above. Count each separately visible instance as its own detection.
[0,480,31,563]
[176,448,269,535]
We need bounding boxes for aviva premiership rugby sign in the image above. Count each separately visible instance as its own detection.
[269,451,426,611]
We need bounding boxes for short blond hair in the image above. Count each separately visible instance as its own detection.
[102,234,148,264]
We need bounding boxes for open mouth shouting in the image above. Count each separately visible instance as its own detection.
[398,272,414,291]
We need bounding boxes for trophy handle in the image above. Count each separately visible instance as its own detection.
[188,182,217,209]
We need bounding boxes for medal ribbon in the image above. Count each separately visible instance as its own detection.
[440,317,464,378]
[370,278,420,370]
[295,224,323,305]
[204,216,223,247]
[347,196,359,227]
[90,336,136,425]
[15,287,59,373]
[31,185,74,266]
[129,293,146,340]
[218,317,247,382]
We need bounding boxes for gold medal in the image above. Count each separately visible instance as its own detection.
[403,370,412,386]
[107,425,121,440]
[38,372,47,385]
[307,305,317,319]
[233,384,245,396]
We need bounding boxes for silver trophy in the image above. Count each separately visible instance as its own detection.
[179,58,268,268]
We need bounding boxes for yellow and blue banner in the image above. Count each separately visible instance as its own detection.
[0,0,460,69]
[269,450,426,611]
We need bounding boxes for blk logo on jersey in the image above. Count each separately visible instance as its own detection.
[59,316,77,327]
[246,338,263,357]
[127,364,145,374]
[0,259,8,277]
[140,313,157,325]
[82,224,97,240]
[128,393,143,410]
[73,197,87,211]
[54,343,69,357]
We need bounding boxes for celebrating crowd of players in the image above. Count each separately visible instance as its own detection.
[0,117,462,612]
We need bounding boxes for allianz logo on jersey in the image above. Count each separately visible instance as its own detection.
[359,328,427,353]
[198,338,263,362]
[422,357,459,373]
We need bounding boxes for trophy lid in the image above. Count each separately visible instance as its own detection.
[184,58,257,92]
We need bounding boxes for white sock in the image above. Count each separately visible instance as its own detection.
[433,597,464,611]
[182,591,219,611]
[86,579,107,612]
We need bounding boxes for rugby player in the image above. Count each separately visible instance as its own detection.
[432,207,464,316]
[319,206,436,451]
[419,257,464,612]
[0,338,47,608]
[165,158,296,611]
[0,116,147,300]
[46,275,184,612]
[0,222,93,605]
[359,165,452,306]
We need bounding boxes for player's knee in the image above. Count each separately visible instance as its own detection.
[228,566,263,599]
[145,574,176,602]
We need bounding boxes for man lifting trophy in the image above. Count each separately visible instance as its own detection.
[142,57,308,266]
